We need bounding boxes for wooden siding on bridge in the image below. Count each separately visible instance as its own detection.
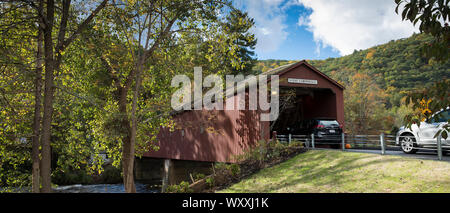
[143,94,270,163]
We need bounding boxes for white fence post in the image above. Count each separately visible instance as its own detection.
[341,133,345,151]
[437,134,443,161]
[380,133,385,155]
[311,133,315,149]
[288,134,292,145]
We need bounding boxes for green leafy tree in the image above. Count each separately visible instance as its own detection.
[395,0,449,61]
[0,0,108,192]
[222,10,257,75]
[0,1,43,192]
[0,0,256,193]
[71,0,256,192]
[36,0,108,193]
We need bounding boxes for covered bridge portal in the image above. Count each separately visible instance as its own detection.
[137,60,344,185]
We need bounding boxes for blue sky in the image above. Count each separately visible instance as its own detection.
[252,4,340,60]
[236,0,419,60]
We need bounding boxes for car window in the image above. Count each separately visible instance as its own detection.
[319,120,339,127]
[442,110,450,120]
[429,110,450,123]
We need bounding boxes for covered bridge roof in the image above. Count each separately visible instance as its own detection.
[262,60,345,90]
[172,60,344,114]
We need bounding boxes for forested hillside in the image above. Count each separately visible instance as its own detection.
[309,33,449,107]
[254,33,450,134]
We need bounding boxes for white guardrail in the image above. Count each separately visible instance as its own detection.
[275,133,447,161]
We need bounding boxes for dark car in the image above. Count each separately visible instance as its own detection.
[289,118,343,148]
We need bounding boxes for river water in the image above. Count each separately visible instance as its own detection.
[2,183,160,193]
[54,183,160,193]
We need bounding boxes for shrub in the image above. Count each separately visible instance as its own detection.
[205,177,215,188]
[289,140,304,147]
[166,181,193,193]
[214,162,228,171]
[214,163,240,177]
[229,164,241,177]
[193,173,205,182]
[232,139,306,166]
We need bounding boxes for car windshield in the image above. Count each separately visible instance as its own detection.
[319,120,339,127]
[429,110,450,123]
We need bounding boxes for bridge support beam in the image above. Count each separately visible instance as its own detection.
[161,159,172,192]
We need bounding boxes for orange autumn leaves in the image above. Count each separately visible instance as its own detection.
[419,98,432,120]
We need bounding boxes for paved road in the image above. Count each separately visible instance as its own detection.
[344,148,450,162]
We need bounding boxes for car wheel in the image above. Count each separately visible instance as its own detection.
[400,134,418,154]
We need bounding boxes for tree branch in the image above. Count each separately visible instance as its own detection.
[55,0,108,55]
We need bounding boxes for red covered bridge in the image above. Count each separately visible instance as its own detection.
[136,60,344,185]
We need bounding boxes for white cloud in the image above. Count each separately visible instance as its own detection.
[239,0,289,53]
[295,0,420,55]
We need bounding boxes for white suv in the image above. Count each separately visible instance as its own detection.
[396,109,450,154]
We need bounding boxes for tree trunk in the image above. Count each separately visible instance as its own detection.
[40,0,55,193]
[122,133,136,193]
[35,0,107,193]
[125,62,144,193]
[118,87,136,193]
[31,12,44,192]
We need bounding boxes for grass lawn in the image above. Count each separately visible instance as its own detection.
[219,150,450,193]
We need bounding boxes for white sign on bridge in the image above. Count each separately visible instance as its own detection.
[287,78,318,85]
